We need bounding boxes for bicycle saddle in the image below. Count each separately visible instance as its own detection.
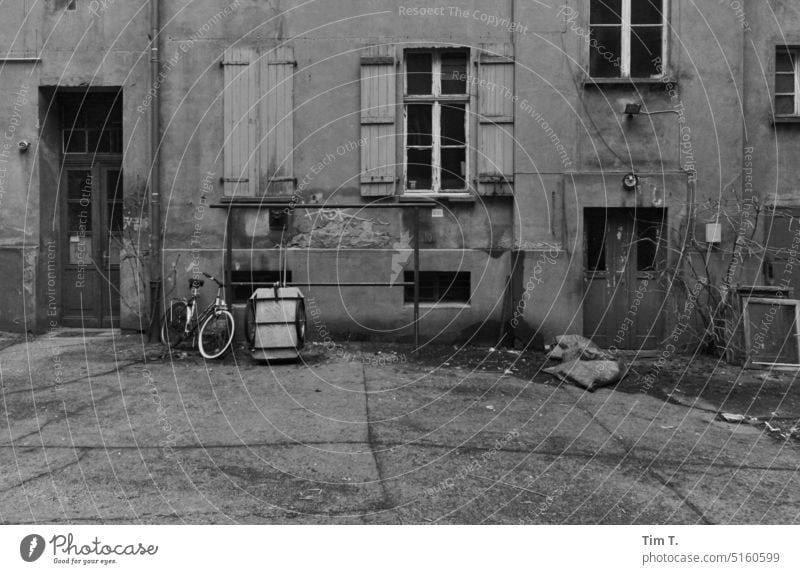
[188,278,205,289]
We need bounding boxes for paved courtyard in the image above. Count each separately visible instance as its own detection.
[0,330,799,524]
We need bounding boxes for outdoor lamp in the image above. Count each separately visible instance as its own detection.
[622,173,639,191]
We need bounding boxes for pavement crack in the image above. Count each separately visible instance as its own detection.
[361,363,394,512]
[0,448,89,494]
[565,387,716,525]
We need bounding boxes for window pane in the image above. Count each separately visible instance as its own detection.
[441,148,466,190]
[406,104,432,146]
[406,52,432,95]
[636,213,665,271]
[776,74,795,94]
[67,170,93,200]
[108,202,123,233]
[88,130,112,153]
[68,203,92,232]
[776,95,795,115]
[590,0,622,24]
[106,170,122,201]
[590,26,622,77]
[777,48,795,73]
[63,130,87,153]
[631,0,663,25]
[585,211,607,272]
[630,26,663,77]
[69,235,93,266]
[407,148,432,190]
[441,104,466,146]
[441,52,468,94]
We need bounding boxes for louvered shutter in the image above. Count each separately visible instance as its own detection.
[260,46,295,197]
[477,44,514,195]
[222,46,259,197]
[360,46,397,196]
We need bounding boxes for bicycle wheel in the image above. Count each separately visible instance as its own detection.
[245,298,257,345]
[198,309,235,359]
[160,300,188,349]
[295,299,306,349]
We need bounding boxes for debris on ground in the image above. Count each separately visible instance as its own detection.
[544,358,627,392]
[543,335,625,391]
[544,335,611,362]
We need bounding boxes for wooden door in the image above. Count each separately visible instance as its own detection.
[60,164,122,327]
[583,208,666,350]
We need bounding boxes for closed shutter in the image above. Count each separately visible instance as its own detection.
[477,44,514,196]
[260,46,296,197]
[222,46,259,197]
[360,45,397,196]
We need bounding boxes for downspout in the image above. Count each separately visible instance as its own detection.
[503,0,519,347]
[148,0,162,340]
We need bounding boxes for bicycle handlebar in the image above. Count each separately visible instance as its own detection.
[202,271,225,287]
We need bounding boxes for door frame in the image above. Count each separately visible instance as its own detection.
[59,159,123,327]
[582,207,667,350]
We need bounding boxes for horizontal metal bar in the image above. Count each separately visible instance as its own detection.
[210,201,439,209]
[287,282,413,287]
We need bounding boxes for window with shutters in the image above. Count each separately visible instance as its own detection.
[589,0,666,79]
[403,49,469,193]
[221,46,295,197]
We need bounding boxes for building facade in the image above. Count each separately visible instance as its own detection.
[0,0,792,351]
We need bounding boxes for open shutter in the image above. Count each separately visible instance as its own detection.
[260,46,295,197]
[222,46,259,197]
[477,44,514,196]
[360,46,397,196]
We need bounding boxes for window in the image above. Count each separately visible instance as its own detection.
[404,49,469,193]
[403,271,470,304]
[230,270,293,303]
[589,0,666,78]
[61,95,123,154]
[775,47,800,116]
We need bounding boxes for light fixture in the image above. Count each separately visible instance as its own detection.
[624,103,642,116]
[622,173,639,191]
[705,223,722,244]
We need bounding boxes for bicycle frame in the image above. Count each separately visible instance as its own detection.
[180,286,225,335]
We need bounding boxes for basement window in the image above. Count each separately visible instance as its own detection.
[589,0,666,79]
[775,46,800,117]
[230,270,292,303]
[403,271,470,304]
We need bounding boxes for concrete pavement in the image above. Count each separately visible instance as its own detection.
[0,330,798,524]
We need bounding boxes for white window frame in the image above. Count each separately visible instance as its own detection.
[589,0,668,79]
[775,46,800,117]
[403,49,470,195]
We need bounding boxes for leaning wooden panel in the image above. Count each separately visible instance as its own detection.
[742,297,800,367]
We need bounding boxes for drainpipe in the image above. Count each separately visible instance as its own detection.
[148,0,162,340]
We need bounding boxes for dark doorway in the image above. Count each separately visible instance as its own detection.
[583,207,667,350]
[58,92,123,327]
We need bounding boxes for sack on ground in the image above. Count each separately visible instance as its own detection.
[543,358,626,392]
[545,334,611,362]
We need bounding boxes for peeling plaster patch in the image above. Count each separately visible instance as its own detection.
[23,248,36,296]
[289,210,391,248]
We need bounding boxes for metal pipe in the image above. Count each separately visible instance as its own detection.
[148,0,162,341]
[413,206,420,351]
[210,201,438,209]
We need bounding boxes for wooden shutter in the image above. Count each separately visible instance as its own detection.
[360,46,397,196]
[260,46,295,197]
[477,44,514,196]
[222,47,259,197]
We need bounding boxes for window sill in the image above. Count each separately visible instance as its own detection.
[772,115,800,125]
[583,76,675,87]
[403,302,471,309]
[400,193,475,203]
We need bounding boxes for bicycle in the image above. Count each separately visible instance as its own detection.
[160,271,235,359]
